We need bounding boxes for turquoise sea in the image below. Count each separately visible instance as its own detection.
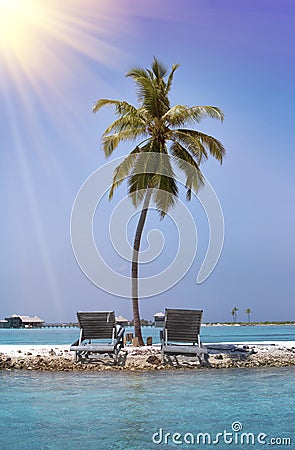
[0,368,294,449]
[1,324,295,346]
[1,326,294,449]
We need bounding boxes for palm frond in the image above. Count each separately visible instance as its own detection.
[127,141,157,206]
[137,80,169,118]
[101,134,120,157]
[103,116,146,136]
[191,105,224,122]
[132,142,160,176]
[170,129,208,164]
[128,145,178,214]
[163,105,224,127]
[166,63,180,94]
[175,129,226,164]
[133,76,161,117]
[109,146,141,199]
[150,153,178,217]
[126,62,170,118]
[170,141,204,198]
[128,172,153,206]
[101,129,143,157]
[93,99,137,116]
[126,67,151,80]
[152,57,168,79]
[153,176,178,218]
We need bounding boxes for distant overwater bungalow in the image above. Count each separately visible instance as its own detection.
[0,314,44,329]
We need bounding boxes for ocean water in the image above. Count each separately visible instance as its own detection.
[0,325,295,346]
[0,368,294,449]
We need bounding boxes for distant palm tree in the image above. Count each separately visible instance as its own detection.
[231,307,238,323]
[245,308,252,323]
[93,58,225,345]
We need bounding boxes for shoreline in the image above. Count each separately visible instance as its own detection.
[1,342,295,371]
[202,322,295,327]
[1,323,294,331]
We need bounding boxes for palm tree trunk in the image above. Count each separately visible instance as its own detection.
[132,188,152,346]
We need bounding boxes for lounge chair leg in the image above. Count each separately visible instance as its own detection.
[198,353,211,368]
[174,355,180,367]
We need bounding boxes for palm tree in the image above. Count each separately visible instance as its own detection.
[93,58,226,345]
[245,308,252,323]
[231,307,238,323]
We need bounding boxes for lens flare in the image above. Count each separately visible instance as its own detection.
[0,0,43,53]
[0,0,130,102]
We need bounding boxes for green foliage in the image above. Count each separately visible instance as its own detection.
[93,57,225,217]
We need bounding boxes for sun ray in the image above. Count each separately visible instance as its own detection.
[0,0,129,63]
[0,0,131,112]
[0,0,135,163]
[0,1,135,318]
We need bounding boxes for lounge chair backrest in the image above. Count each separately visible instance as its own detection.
[164,308,203,343]
[77,311,117,340]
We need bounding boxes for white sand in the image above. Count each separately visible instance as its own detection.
[207,341,295,349]
[0,345,70,357]
[0,341,294,358]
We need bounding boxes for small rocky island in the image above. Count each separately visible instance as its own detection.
[1,343,295,371]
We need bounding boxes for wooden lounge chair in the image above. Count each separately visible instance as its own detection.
[160,308,209,366]
[70,311,125,363]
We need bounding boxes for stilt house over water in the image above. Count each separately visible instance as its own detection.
[0,314,45,328]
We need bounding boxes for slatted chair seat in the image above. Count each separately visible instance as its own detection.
[160,308,208,366]
[70,311,125,363]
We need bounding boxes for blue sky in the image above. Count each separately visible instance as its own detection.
[1,0,295,322]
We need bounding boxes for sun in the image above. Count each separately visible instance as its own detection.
[0,0,130,83]
[0,0,43,56]
[0,0,130,58]
[0,0,131,109]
